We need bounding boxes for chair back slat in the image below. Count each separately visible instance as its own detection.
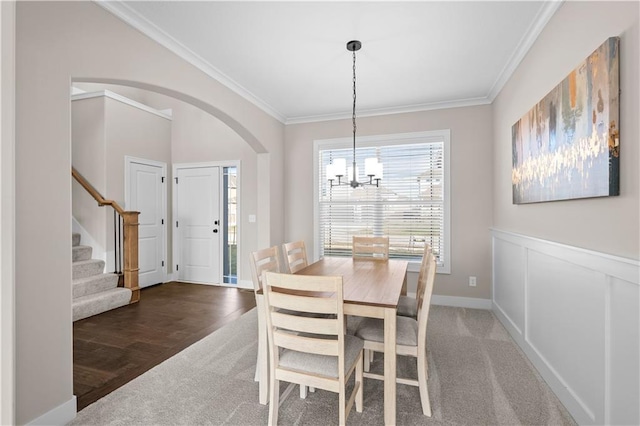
[282,240,308,273]
[352,236,389,260]
[268,291,338,315]
[274,331,340,356]
[271,312,340,335]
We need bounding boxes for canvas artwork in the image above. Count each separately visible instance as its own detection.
[512,37,620,204]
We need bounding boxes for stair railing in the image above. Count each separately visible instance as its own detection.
[72,167,140,303]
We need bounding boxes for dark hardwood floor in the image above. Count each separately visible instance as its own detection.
[73,282,256,411]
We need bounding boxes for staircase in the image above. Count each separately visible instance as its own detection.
[72,233,132,321]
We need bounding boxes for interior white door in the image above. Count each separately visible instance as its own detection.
[175,166,221,284]
[128,160,166,288]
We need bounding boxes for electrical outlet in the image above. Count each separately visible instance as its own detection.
[469,276,477,287]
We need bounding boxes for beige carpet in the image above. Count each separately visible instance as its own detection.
[70,306,576,425]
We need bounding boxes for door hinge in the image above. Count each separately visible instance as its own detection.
[176,221,179,228]
[161,176,165,183]
[175,177,178,184]
[162,260,165,267]
[161,219,164,225]
[176,264,179,271]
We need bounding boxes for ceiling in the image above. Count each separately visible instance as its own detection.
[99,1,561,124]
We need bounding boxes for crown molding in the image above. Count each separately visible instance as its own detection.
[72,90,173,120]
[95,0,287,124]
[486,0,563,102]
[285,96,492,125]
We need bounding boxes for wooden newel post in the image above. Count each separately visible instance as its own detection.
[122,211,140,303]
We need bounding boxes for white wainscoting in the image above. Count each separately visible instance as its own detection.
[491,229,639,426]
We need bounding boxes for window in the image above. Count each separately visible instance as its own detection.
[314,130,450,273]
[223,166,238,284]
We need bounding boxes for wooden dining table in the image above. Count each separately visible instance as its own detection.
[255,256,408,426]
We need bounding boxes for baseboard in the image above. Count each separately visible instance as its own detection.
[26,395,76,426]
[431,294,492,310]
[164,275,252,290]
[238,279,253,290]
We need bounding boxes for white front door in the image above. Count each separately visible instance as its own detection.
[127,158,166,288]
[175,166,221,284]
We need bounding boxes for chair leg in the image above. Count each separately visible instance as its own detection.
[339,384,346,425]
[268,377,280,425]
[257,296,269,405]
[299,385,307,399]
[364,348,371,372]
[356,350,363,413]
[417,352,432,417]
[309,387,316,393]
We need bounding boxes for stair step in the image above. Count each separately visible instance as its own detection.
[72,233,81,247]
[73,273,119,299]
[73,288,132,322]
[72,245,93,262]
[73,259,105,280]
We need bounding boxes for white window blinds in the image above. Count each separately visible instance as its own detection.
[316,132,449,270]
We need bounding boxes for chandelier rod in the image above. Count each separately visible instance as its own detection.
[352,41,357,184]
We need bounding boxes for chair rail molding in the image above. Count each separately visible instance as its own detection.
[491,229,639,426]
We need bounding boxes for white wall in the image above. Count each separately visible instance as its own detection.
[284,105,494,300]
[492,230,639,425]
[15,2,283,423]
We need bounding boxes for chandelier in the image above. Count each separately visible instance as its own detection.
[327,40,383,188]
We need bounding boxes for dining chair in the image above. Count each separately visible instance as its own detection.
[397,244,432,318]
[249,246,317,400]
[263,271,364,425]
[352,236,389,260]
[249,246,282,404]
[282,240,308,273]
[354,254,436,417]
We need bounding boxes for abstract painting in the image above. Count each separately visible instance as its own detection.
[512,37,620,204]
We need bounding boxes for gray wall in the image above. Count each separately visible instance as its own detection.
[72,97,108,260]
[15,2,283,423]
[492,1,639,258]
[74,83,261,285]
[72,94,172,272]
[284,105,494,299]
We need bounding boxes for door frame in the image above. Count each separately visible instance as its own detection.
[172,161,241,287]
[124,156,168,284]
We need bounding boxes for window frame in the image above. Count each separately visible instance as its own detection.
[313,130,451,274]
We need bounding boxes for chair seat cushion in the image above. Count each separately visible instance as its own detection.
[397,295,417,318]
[279,334,364,378]
[355,316,418,347]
